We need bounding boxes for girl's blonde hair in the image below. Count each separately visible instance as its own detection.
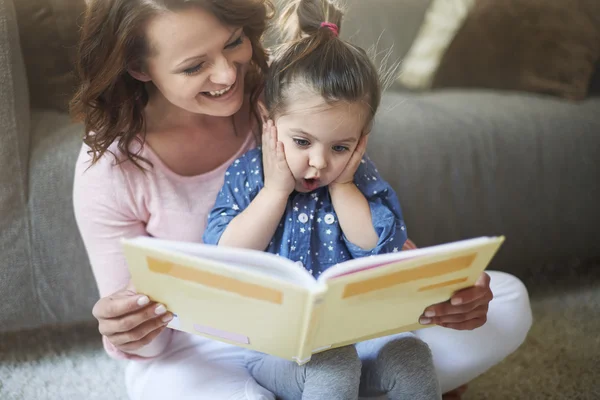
[265,0,381,125]
[71,0,274,169]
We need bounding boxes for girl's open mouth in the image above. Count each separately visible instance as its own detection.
[301,178,320,191]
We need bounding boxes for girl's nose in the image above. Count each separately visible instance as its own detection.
[309,152,327,170]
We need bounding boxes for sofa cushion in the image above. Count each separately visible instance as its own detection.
[0,0,37,332]
[370,90,600,274]
[14,0,86,112]
[431,0,600,100]
[27,110,96,328]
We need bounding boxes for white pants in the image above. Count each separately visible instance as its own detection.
[125,271,532,399]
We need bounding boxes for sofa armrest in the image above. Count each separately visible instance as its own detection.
[370,89,600,275]
[0,0,35,331]
[0,0,29,161]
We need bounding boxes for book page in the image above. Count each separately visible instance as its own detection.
[123,237,319,361]
[318,237,498,282]
[130,237,317,288]
[310,237,503,350]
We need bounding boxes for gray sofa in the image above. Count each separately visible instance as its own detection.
[1,0,599,390]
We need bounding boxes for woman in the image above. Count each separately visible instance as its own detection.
[71,1,532,399]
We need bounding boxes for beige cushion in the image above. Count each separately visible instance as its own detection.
[14,0,86,112]
[396,0,476,90]
[432,0,600,100]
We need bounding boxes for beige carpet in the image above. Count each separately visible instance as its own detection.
[1,259,598,400]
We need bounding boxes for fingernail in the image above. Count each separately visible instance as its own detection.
[424,310,436,318]
[451,297,463,305]
[419,317,432,325]
[137,296,150,306]
[162,314,173,323]
[155,304,167,315]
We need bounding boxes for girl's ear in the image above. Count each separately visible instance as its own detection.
[128,67,152,82]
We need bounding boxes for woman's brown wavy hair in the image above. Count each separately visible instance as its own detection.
[71,0,273,169]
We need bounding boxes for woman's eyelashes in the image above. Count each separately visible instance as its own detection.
[183,63,204,76]
[226,34,245,49]
[181,34,245,76]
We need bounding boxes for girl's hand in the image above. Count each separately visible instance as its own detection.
[92,282,173,353]
[262,120,295,196]
[332,135,368,186]
[419,272,493,330]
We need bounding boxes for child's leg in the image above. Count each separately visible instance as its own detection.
[245,345,362,400]
[356,332,441,400]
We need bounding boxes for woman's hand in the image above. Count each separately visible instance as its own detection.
[419,272,493,330]
[262,120,295,196]
[92,282,173,353]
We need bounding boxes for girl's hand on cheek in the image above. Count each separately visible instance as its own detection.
[262,120,295,197]
[332,135,368,186]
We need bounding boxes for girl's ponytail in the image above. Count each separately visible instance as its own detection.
[266,0,381,125]
[277,0,344,42]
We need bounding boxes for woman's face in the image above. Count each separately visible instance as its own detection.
[138,7,253,117]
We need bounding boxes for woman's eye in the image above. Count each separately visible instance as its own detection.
[293,138,310,147]
[183,63,204,76]
[226,35,244,49]
[332,145,349,153]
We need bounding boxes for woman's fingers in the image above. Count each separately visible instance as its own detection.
[92,290,150,320]
[98,303,172,336]
[428,304,489,325]
[110,319,171,351]
[450,273,492,305]
[422,292,490,318]
[441,316,488,331]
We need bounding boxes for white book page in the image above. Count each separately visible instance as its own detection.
[130,237,317,288]
[317,237,499,282]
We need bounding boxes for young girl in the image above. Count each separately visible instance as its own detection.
[203,1,441,398]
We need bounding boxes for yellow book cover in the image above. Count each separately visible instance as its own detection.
[122,236,504,364]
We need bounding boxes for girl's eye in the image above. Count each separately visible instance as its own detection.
[293,138,310,147]
[226,34,244,49]
[183,63,204,76]
[332,145,349,153]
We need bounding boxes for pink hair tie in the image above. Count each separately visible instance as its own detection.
[320,22,339,37]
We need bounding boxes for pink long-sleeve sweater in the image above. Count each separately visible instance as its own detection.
[73,132,255,360]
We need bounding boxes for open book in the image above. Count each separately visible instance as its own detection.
[123,236,504,364]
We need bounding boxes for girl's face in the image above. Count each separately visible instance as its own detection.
[135,7,252,117]
[275,95,369,193]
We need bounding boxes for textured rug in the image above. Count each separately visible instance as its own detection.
[1,259,598,400]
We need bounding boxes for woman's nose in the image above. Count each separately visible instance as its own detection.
[210,55,236,86]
